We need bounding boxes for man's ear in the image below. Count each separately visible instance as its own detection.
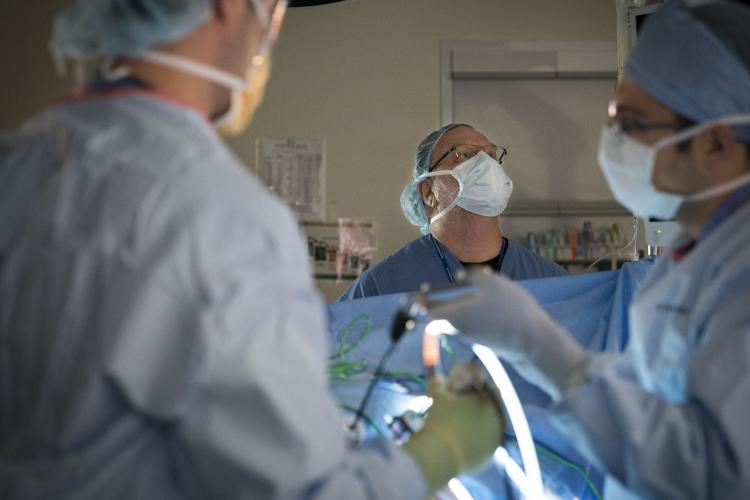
[701,125,739,176]
[708,125,736,157]
[420,179,436,208]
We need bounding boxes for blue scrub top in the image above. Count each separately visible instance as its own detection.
[340,234,566,301]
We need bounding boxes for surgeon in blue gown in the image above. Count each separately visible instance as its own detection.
[340,123,565,301]
[0,1,506,499]
[435,1,750,498]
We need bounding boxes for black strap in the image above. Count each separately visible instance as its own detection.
[430,235,507,285]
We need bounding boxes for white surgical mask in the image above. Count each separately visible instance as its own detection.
[420,151,514,224]
[598,114,750,220]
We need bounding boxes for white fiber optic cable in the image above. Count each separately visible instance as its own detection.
[494,447,539,499]
[447,478,474,500]
[423,320,545,499]
[473,344,545,499]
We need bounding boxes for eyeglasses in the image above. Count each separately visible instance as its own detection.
[606,119,682,135]
[249,0,288,66]
[266,1,287,48]
[606,100,681,135]
[429,144,508,171]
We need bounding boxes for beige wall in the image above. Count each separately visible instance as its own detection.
[0,0,616,302]
[234,0,616,300]
[1,0,75,127]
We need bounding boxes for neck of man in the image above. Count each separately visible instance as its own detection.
[121,29,233,121]
[678,192,737,241]
[677,161,750,240]
[124,58,230,121]
[429,209,503,263]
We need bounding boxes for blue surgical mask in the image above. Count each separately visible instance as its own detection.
[597,114,750,220]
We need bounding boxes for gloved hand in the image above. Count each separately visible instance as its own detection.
[431,267,591,401]
[404,365,504,495]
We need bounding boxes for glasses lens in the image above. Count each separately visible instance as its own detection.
[453,144,507,163]
[254,0,287,61]
[453,145,473,162]
[269,1,288,44]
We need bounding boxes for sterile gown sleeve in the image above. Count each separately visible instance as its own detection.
[103,167,426,499]
[554,281,750,499]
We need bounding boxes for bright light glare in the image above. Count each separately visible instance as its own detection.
[424,319,458,337]
[422,320,457,369]
[407,395,433,414]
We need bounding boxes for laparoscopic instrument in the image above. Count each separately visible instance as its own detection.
[348,276,546,499]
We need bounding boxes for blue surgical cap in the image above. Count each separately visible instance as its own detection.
[51,0,213,59]
[625,0,750,141]
[399,123,471,234]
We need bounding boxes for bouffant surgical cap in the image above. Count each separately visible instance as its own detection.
[51,0,351,59]
[400,123,471,234]
[625,0,750,141]
[51,0,214,59]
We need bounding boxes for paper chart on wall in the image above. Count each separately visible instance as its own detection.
[256,136,325,222]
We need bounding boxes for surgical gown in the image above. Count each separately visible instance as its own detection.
[553,189,750,499]
[340,234,566,300]
[0,92,425,499]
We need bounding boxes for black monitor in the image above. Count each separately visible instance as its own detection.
[628,4,661,47]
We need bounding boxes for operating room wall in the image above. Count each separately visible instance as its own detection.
[233,0,617,302]
[0,0,74,127]
[0,0,616,303]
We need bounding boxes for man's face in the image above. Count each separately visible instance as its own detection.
[420,126,496,218]
[610,76,698,194]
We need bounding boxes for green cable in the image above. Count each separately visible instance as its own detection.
[329,359,369,381]
[535,443,603,500]
[328,315,373,380]
[327,315,426,429]
[329,314,372,361]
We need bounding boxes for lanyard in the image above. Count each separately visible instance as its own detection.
[429,234,508,285]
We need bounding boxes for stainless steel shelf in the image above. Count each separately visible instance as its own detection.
[504,201,630,217]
